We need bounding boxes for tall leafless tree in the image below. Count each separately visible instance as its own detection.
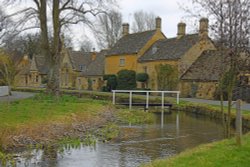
[5,0,117,96]
[0,8,17,47]
[188,0,250,137]
[94,10,122,49]
[79,38,94,52]
[131,10,156,33]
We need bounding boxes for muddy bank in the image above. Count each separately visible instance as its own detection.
[1,107,117,153]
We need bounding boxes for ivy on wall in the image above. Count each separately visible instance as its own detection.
[155,64,179,90]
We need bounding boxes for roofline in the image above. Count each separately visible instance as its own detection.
[138,58,180,63]
[106,53,138,57]
[181,79,219,82]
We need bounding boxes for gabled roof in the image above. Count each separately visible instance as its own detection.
[181,50,224,81]
[106,30,157,56]
[139,34,200,62]
[68,51,93,71]
[29,55,48,74]
[80,50,108,76]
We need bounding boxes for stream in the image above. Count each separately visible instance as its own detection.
[16,111,226,167]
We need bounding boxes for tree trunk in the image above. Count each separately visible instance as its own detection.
[46,0,61,97]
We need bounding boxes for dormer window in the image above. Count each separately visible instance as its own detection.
[79,65,85,71]
[152,46,158,54]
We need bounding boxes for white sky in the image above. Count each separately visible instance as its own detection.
[119,0,194,37]
[4,0,200,50]
[71,0,197,50]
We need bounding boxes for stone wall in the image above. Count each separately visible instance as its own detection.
[181,81,217,99]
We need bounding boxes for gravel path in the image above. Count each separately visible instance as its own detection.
[181,98,250,111]
[0,91,36,102]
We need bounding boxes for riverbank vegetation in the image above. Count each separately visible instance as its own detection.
[142,132,250,167]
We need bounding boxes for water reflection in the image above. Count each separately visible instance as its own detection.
[17,111,226,167]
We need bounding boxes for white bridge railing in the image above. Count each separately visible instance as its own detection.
[112,90,180,110]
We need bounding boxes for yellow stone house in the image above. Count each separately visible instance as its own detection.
[181,50,250,99]
[17,54,48,87]
[105,17,216,98]
[105,17,166,75]
[76,50,108,91]
[60,49,93,89]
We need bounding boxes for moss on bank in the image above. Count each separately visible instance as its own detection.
[142,133,250,167]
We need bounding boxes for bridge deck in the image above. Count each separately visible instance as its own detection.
[117,103,172,110]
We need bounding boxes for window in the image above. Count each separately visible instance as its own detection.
[36,75,39,82]
[143,66,148,73]
[119,58,125,66]
[79,65,85,71]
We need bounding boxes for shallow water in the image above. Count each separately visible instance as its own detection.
[16,111,226,167]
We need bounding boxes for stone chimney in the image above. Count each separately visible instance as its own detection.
[177,22,186,38]
[122,23,129,36]
[91,48,96,61]
[199,18,209,38]
[155,17,162,31]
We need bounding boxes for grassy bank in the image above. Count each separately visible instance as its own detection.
[142,133,250,167]
[0,94,110,150]
[0,94,154,152]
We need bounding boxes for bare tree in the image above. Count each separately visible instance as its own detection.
[131,10,156,33]
[5,0,117,96]
[79,39,94,52]
[0,8,16,47]
[94,10,122,49]
[188,0,250,137]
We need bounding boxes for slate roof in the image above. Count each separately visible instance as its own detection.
[181,50,225,81]
[139,34,200,62]
[106,30,157,56]
[68,51,93,71]
[80,50,108,76]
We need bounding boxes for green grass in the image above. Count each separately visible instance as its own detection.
[116,109,155,125]
[0,94,108,129]
[142,133,250,167]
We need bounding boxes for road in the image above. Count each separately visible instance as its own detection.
[0,91,36,102]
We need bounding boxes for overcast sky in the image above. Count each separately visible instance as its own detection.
[71,0,197,50]
[119,0,194,37]
[4,0,199,50]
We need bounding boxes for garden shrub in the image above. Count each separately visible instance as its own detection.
[103,75,117,91]
[117,70,136,90]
